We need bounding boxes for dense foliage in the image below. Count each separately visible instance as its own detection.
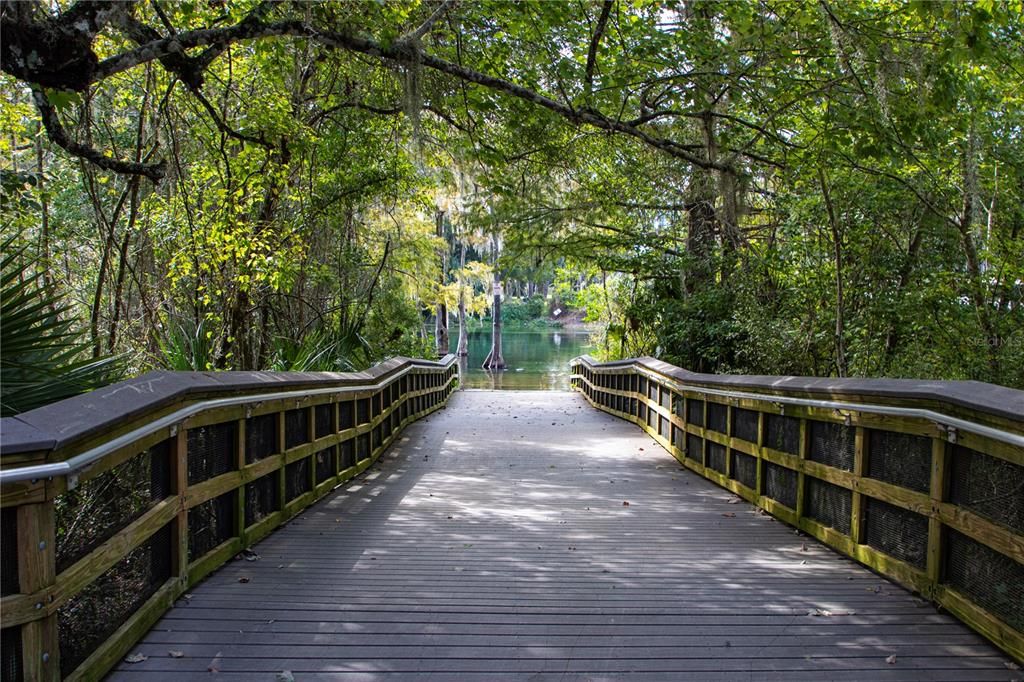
[1,0,1021,402]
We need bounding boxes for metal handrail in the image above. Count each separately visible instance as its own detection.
[0,361,454,486]
[572,356,1024,450]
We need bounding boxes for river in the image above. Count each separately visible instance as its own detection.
[452,326,598,390]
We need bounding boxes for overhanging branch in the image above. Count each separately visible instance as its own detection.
[32,89,166,182]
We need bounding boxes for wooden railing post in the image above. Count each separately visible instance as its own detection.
[170,426,189,582]
[234,417,247,540]
[18,500,58,681]
[926,436,949,592]
[850,426,866,545]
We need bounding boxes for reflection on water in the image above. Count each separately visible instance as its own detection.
[454,327,597,390]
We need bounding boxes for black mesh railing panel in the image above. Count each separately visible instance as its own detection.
[315,447,335,484]
[187,422,236,485]
[56,440,172,573]
[188,492,235,560]
[863,497,928,568]
[686,399,704,427]
[867,430,932,493]
[630,374,638,392]
[734,408,759,444]
[706,442,727,474]
[707,402,728,434]
[340,440,355,469]
[648,381,657,401]
[284,408,308,450]
[805,478,852,534]
[660,386,670,409]
[357,398,370,425]
[244,473,278,527]
[638,376,647,398]
[1,626,22,682]
[945,529,1024,630]
[340,401,355,430]
[658,416,669,440]
[315,404,334,439]
[637,402,646,423]
[765,414,800,454]
[672,394,683,417]
[764,462,798,509]
[629,398,638,416]
[371,391,381,419]
[285,459,311,502]
[686,434,703,463]
[245,413,277,463]
[731,452,757,490]
[809,421,855,471]
[949,445,1024,534]
[372,425,382,451]
[1,509,18,596]
[59,524,171,677]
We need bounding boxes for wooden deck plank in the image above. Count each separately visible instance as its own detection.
[107,391,1017,681]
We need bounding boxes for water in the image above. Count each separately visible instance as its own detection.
[453,326,598,390]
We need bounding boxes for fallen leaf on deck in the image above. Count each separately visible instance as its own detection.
[727,498,740,504]
[721,512,736,518]
[1006,662,1021,670]
[124,653,148,664]
[208,652,223,672]
[886,655,897,664]
[277,671,295,682]
[168,650,185,658]
[238,577,250,583]
[622,501,630,506]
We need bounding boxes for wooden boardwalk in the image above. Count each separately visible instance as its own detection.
[108,391,1016,681]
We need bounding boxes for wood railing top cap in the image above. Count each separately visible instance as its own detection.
[573,355,1024,427]
[1,356,454,458]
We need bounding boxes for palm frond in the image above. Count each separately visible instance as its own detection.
[0,237,124,416]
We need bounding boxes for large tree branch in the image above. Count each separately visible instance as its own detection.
[93,19,732,171]
[7,8,744,176]
[584,0,614,100]
[402,0,456,43]
[32,89,166,181]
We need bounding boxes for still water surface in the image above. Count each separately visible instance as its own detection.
[454,327,597,390]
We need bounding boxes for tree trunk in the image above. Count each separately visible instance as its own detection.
[818,166,848,378]
[482,271,505,369]
[456,241,468,356]
[958,120,1000,377]
[35,123,52,290]
[684,172,717,295]
[482,237,505,370]
[435,209,449,356]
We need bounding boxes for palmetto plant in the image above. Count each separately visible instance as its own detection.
[1,238,123,416]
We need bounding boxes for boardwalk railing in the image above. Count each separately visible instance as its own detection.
[571,355,1023,662]
[0,356,458,681]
